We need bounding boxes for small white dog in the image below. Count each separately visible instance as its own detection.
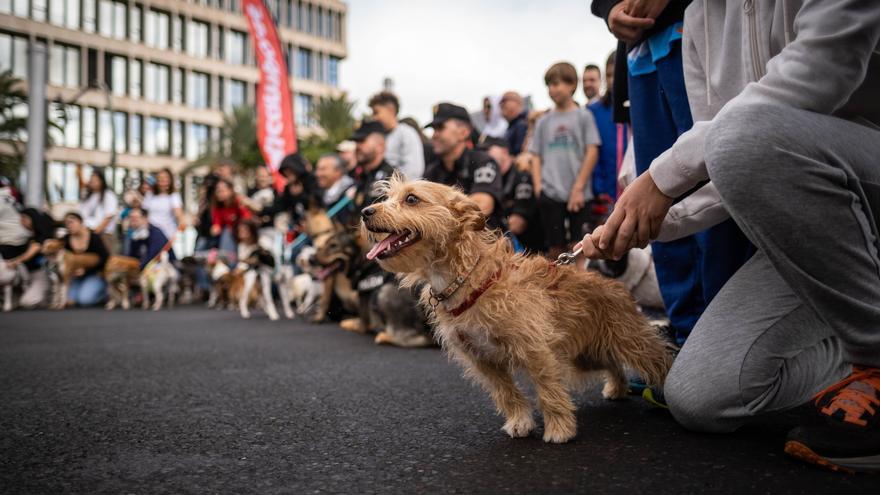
[0,255,28,312]
[140,251,180,311]
[291,246,323,317]
[236,246,280,321]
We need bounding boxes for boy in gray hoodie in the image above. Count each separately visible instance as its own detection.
[583,0,880,473]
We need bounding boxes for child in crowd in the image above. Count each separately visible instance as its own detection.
[528,62,601,259]
[210,178,251,260]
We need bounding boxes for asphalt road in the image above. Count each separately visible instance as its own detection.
[1,308,876,494]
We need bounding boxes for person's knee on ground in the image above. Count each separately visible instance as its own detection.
[705,104,798,206]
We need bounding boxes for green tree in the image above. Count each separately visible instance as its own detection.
[299,93,355,164]
[188,105,263,174]
[0,70,66,180]
[0,70,29,179]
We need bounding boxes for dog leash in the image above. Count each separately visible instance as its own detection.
[554,243,583,266]
[289,195,353,251]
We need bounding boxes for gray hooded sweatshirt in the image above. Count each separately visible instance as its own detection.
[651,0,880,241]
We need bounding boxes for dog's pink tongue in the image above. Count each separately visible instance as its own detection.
[366,233,403,261]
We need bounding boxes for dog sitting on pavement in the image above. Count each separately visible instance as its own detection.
[0,253,28,312]
[41,238,100,310]
[361,177,674,443]
[288,246,324,318]
[104,255,142,310]
[140,251,180,311]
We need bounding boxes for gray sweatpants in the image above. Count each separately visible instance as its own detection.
[664,104,880,433]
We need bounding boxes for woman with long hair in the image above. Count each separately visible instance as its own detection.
[142,168,184,243]
[62,211,109,307]
[79,171,119,253]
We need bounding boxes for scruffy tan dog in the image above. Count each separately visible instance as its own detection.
[361,178,674,443]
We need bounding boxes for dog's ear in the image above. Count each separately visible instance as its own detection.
[449,194,486,232]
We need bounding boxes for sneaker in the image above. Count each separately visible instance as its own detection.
[628,377,649,396]
[784,366,880,474]
[642,387,668,409]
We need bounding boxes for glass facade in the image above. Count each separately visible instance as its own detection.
[226,78,246,112]
[225,30,245,65]
[49,43,80,87]
[145,62,169,103]
[187,71,209,109]
[187,19,210,58]
[3,0,345,202]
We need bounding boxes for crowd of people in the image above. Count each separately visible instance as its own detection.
[0,56,630,314]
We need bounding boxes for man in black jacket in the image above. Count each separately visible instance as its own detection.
[480,137,544,254]
[424,103,504,229]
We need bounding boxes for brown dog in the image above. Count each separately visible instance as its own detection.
[361,178,674,443]
[42,239,101,309]
[104,255,141,310]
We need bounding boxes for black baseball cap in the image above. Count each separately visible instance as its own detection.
[350,120,388,141]
[425,103,471,128]
[478,136,509,151]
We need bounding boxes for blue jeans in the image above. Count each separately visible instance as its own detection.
[68,274,107,307]
[629,41,753,343]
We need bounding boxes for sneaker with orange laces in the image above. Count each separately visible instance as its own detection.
[784,366,880,474]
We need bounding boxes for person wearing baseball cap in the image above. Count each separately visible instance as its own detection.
[423,103,503,228]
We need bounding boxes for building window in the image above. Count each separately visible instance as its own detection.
[145,117,170,155]
[12,0,28,18]
[129,59,142,99]
[187,71,209,109]
[106,54,126,96]
[98,0,126,39]
[82,0,96,32]
[186,123,209,160]
[296,47,312,79]
[171,121,183,157]
[64,104,80,147]
[48,102,65,145]
[12,35,27,78]
[0,34,9,74]
[187,19,210,58]
[225,30,245,65]
[171,68,184,104]
[82,107,96,149]
[172,14,183,52]
[129,114,141,154]
[113,111,126,153]
[130,6,142,43]
[32,0,47,21]
[225,79,246,112]
[49,44,80,88]
[145,9,170,49]
[48,0,79,29]
[295,93,312,127]
[315,52,324,82]
[328,56,339,87]
[316,7,324,37]
[98,109,112,151]
[285,0,294,28]
[145,62,169,103]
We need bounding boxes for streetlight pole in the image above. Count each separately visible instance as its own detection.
[24,41,47,208]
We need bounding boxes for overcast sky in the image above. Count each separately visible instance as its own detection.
[338,0,618,126]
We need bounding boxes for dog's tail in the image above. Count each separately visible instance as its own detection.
[614,318,676,387]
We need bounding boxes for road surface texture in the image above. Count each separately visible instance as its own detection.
[1,308,876,494]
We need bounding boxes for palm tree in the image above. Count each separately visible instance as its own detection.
[299,92,355,164]
[0,70,66,180]
[186,105,263,174]
[0,70,29,179]
[310,93,355,144]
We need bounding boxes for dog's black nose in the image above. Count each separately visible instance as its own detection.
[361,206,376,218]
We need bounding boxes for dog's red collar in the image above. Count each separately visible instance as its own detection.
[445,268,503,317]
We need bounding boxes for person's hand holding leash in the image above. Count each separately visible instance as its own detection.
[607,2,656,43]
[592,172,673,260]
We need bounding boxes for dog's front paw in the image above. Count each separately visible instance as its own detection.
[502,413,535,438]
[542,413,577,444]
[241,310,251,319]
[602,380,627,400]
[104,301,116,310]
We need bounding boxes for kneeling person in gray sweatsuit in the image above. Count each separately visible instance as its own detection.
[585,0,880,473]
